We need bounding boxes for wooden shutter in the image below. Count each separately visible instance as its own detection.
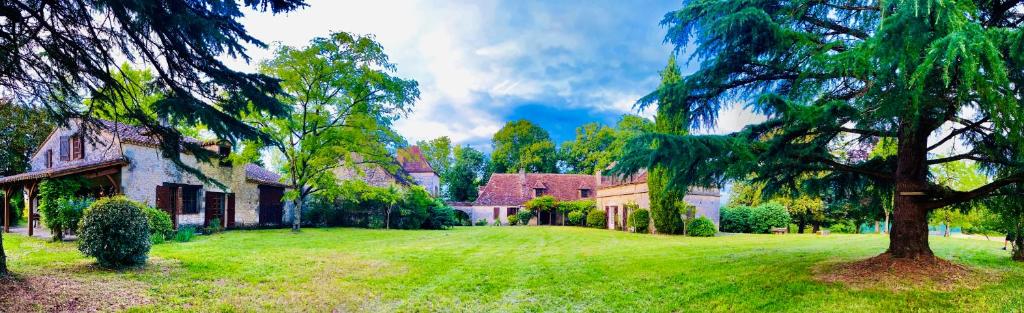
[59,135,70,161]
[155,185,176,228]
[226,194,235,228]
[45,150,52,168]
[493,207,500,219]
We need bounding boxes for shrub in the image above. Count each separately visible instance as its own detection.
[567,210,584,226]
[175,226,197,242]
[829,221,857,234]
[77,196,151,268]
[507,214,519,225]
[687,216,717,237]
[205,218,223,234]
[368,216,385,229]
[143,207,174,240]
[38,177,88,241]
[720,206,753,233]
[394,187,432,229]
[150,233,166,245]
[749,202,792,233]
[516,210,533,225]
[422,202,456,230]
[475,219,488,226]
[586,209,606,228]
[628,209,650,233]
[492,219,502,226]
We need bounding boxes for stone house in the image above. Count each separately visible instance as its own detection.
[595,169,721,232]
[462,170,597,225]
[0,119,288,235]
[462,168,721,230]
[332,146,441,196]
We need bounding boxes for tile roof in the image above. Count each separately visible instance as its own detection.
[245,164,288,187]
[600,170,648,188]
[0,157,129,185]
[472,173,598,206]
[397,146,434,174]
[95,119,201,147]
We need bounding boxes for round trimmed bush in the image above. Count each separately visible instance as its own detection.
[143,206,174,241]
[720,206,752,233]
[687,216,717,237]
[77,196,151,268]
[507,213,520,225]
[628,209,650,233]
[749,202,792,233]
[567,210,584,226]
[586,209,606,228]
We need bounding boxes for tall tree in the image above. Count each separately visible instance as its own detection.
[0,102,52,176]
[1,0,305,182]
[447,146,489,202]
[648,56,687,234]
[616,0,1024,259]
[416,136,454,178]
[491,120,558,173]
[560,123,617,174]
[251,32,419,232]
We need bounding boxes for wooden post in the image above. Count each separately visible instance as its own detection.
[3,186,9,232]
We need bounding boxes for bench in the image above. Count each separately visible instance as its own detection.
[770,227,788,234]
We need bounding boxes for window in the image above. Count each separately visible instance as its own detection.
[174,185,201,214]
[534,188,545,197]
[580,189,591,198]
[70,135,83,160]
[506,207,519,216]
[45,150,53,168]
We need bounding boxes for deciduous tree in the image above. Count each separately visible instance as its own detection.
[250,32,419,231]
[491,120,557,173]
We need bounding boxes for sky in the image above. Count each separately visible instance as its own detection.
[227,0,767,151]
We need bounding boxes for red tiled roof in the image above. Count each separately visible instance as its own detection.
[600,170,648,188]
[0,157,128,185]
[245,164,288,187]
[95,119,201,147]
[472,173,597,206]
[397,146,434,174]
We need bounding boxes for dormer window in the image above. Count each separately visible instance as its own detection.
[580,189,591,198]
[534,188,545,197]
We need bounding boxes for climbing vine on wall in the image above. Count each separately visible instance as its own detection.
[38,176,91,241]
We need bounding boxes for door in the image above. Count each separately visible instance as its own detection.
[204,192,224,228]
[258,186,284,226]
[155,185,176,228]
[226,194,235,228]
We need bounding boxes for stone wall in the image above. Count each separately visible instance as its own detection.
[410,172,440,196]
[29,120,122,171]
[594,183,722,230]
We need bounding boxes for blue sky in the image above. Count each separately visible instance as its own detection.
[230,0,765,150]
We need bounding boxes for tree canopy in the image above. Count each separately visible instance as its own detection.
[615,0,1024,259]
[249,31,419,231]
[491,119,558,173]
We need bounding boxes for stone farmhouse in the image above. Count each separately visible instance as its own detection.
[332,146,441,196]
[457,168,721,231]
[595,169,720,232]
[0,119,288,236]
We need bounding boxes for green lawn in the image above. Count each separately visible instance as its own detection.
[2,227,1023,312]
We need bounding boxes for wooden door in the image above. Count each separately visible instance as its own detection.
[258,186,284,226]
[226,194,235,228]
[155,185,176,228]
[204,192,223,227]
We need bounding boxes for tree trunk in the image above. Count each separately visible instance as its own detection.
[875,221,881,234]
[944,220,951,237]
[1013,235,1024,261]
[884,212,891,234]
[798,221,806,234]
[812,223,820,233]
[292,196,302,232]
[887,122,934,259]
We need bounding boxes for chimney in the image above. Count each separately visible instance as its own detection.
[519,168,527,184]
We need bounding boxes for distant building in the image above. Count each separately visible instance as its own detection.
[594,169,720,232]
[332,146,441,197]
[460,167,721,231]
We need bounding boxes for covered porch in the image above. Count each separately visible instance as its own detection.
[0,158,127,237]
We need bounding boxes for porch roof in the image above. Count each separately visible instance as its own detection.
[0,157,128,186]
